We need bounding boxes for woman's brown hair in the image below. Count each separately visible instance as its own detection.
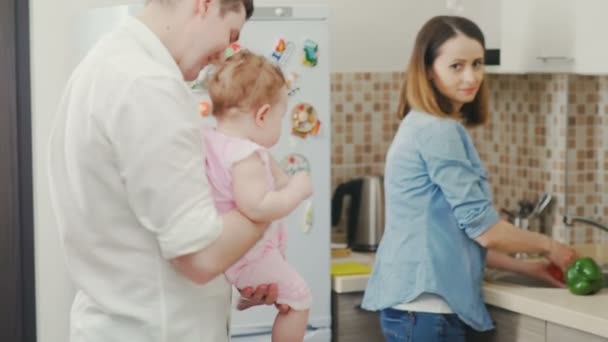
[397,16,489,127]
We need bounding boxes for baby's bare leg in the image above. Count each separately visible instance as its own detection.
[272,309,309,342]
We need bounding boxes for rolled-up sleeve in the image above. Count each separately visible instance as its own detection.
[102,76,222,259]
[416,120,499,238]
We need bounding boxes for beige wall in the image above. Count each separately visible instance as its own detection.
[31,1,76,341]
[258,0,448,72]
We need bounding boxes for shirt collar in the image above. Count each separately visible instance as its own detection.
[123,16,184,79]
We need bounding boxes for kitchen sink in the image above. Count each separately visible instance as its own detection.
[485,270,608,289]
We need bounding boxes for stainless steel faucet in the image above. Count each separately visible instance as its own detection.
[563,215,608,234]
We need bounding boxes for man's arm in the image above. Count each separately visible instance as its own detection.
[171,211,267,284]
[107,77,269,284]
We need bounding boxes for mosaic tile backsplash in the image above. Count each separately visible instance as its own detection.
[330,72,402,187]
[330,72,608,245]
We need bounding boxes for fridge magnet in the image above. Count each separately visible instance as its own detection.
[199,101,212,117]
[280,153,311,176]
[291,103,321,138]
[224,42,241,58]
[302,39,318,67]
[285,71,301,97]
[301,200,313,234]
[271,38,295,66]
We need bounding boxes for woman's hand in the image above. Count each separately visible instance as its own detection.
[486,250,567,288]
[522,261,567,288]
[237,284,291,314]
[545,240,577,271]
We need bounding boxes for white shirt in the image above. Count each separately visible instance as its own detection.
[48,17,231,342]
[392,293,453,314]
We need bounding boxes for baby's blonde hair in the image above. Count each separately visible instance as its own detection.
[207,50,286,117]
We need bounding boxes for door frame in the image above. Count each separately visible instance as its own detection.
[0,0,37,340]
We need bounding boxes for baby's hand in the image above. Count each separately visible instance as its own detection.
[288,172,313,201]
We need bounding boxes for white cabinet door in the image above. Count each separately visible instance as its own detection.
[494,0,608,74]
[547,322,608,342]
[486,306,546,342]
[573,0,608,75]
[460,0,574,74]
[522,0,574,73]
[498,0,574,73]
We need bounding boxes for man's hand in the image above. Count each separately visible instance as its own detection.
[237,284,291,314]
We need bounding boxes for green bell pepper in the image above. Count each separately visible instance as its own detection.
[566,257,605,296]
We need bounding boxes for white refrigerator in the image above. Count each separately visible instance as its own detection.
[217,6,332,342]
[72,4,332,342]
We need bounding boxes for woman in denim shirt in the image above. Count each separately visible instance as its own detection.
[361,16,577,342]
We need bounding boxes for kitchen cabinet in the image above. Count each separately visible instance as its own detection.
[487,306,546,342]
[547,322,608,342]
[572,0,608,75]
[331,291,383,342]
[514,0,574,73]
[469,305,608,342]
[459,0,574,74]
[462,0,608,74]
[468,306,544,342]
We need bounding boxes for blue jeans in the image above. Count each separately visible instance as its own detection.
[380,308,466,342]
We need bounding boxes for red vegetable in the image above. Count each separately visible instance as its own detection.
[547,263,564,282]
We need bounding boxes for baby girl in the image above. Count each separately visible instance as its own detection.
[203,50,312,341]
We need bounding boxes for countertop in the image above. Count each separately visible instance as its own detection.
[331,246,608,338]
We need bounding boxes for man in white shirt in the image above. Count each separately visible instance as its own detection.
[48,1,285,341]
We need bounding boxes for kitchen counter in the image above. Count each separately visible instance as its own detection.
[482,280,608,338]
[331,248,608,338]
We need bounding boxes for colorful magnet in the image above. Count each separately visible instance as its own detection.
[280,153,311,176]
[285,71,301,97]
[224,42,242,58]
[302,39,318,67]
[271,38,295,66]
[301,200,313,234]
[291,103,321,138]
[199,101,212,117]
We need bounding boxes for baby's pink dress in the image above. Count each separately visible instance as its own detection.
[202,126,312,310]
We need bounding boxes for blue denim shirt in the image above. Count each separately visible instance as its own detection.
[361,110,500,331]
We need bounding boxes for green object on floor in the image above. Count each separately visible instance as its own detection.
[566,257,604,295]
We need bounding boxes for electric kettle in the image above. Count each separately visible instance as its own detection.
[331,175,384,252]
